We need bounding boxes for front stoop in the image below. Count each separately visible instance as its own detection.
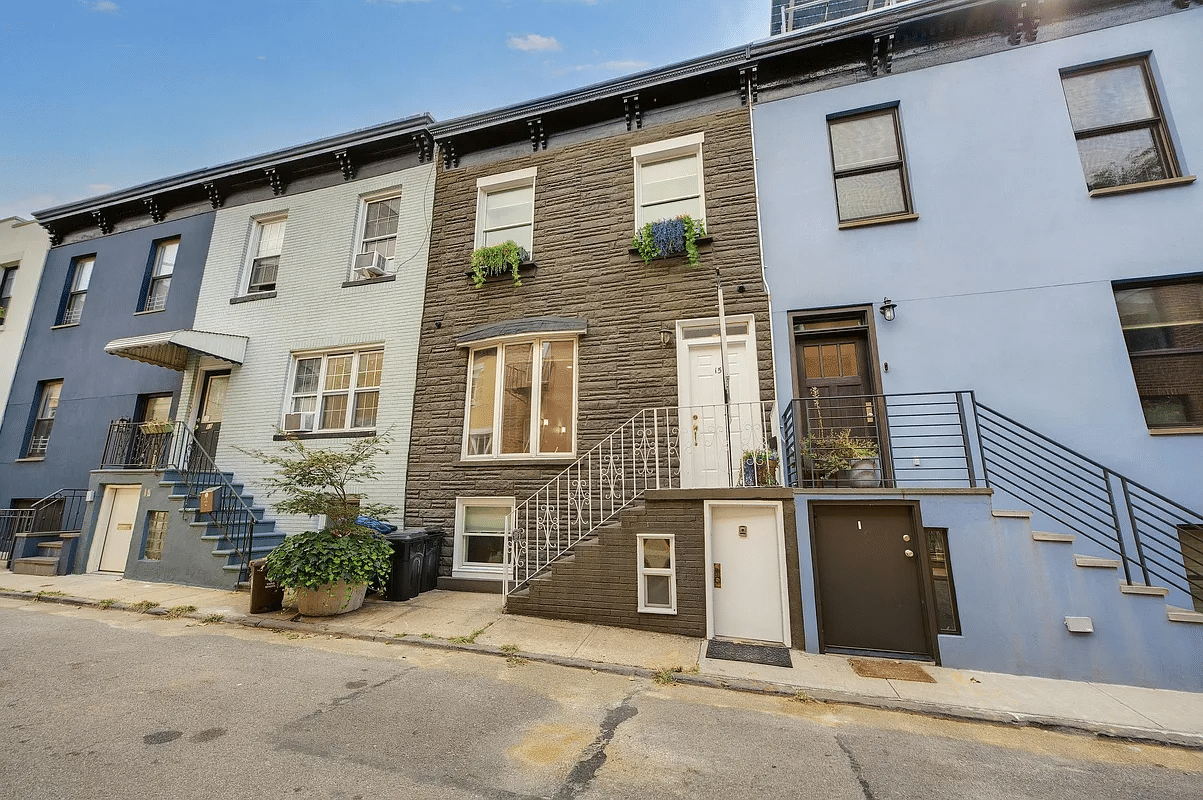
[12,556,59,576]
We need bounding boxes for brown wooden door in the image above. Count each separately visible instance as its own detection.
[797,336,876,441]
[812,504,934,659]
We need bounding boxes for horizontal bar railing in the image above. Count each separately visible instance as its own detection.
[505,401,779,595]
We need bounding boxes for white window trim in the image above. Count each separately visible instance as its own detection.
[284,345,385,433]
[453,496,515,578]
[637,533,677,615]
[460,334,579,461]
[474,167,537,255]
[143,238,179,312]
[632,133,706,230]
[243,213,287,295]
[351,187,404,276]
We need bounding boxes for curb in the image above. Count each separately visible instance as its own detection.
[5,589,1201,751]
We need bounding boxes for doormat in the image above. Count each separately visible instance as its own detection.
[847,657,936,683]
[705,639,793,668]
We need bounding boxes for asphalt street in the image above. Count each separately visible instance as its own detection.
[1,598,1200,799]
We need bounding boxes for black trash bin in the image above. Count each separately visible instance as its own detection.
[384,529,428,601]
[248,558,283,614]
[419,527,445,593]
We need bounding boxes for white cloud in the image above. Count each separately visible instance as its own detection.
[507,33,562,52]
[87,183,114,193]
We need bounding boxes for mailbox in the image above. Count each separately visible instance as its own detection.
[197,487,220,514]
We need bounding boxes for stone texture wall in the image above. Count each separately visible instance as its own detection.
[405,103,772,578]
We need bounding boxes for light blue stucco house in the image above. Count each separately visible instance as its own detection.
[751,0,1202,689]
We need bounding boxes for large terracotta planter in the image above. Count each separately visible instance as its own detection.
[295,581,367,616]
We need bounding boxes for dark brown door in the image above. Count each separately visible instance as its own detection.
[193,371,230,460]
[798,335,876,441]
[812,504,933,659]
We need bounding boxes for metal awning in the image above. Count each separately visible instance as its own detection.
[104,329,249,371]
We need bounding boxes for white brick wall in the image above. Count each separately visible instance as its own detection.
[0,218,50,422]
[185,163,436,533]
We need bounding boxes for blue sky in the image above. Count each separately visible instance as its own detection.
[0,0,767,220]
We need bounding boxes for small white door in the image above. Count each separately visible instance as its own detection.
[709,503,788,645]
[96,487,140,573]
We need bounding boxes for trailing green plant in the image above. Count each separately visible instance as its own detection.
[801,388,879,479]
[242,433,398,592]
[470,240,527,288]
[632,214,706,268]
[741,448,780,487]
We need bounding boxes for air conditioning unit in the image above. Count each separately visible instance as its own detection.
[282,412,315,433]
[353,251,387,279]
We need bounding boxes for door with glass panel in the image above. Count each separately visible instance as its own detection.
[193,371,230,461]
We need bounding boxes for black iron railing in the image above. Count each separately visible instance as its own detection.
[0,488,88,567]
[784,391,1203,600]
[100,420,178,469]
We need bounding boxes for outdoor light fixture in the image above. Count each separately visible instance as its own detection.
[660,325,674,348]
[879,297,897,322]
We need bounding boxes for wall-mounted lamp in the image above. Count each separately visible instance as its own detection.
[660,325,674,348]
[879,297,897,322]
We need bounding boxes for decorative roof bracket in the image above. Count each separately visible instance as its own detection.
[143,196,165,224]
[440,140,459,170]
[334,150,355,181]
[1008,0,1043,45]
[92,210,113,235]
[414,130,435,164]
[623,94,642,131]
[264,167,285,196]
[527,118,547,152]
[203,181,223,209]
[43,224,61,247]
[871,30,895,76]
[740,64,759,106]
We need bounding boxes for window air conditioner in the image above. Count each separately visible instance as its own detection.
[353,251,387,279]
[282,412,315,433]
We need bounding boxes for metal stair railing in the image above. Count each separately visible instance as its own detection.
[504,401,780,595]
[0,488,88,568]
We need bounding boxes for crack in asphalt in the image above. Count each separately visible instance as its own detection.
[836,734,876,800]
[554,692,640,800]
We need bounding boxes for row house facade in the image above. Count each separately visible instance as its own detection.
[0,217,50,426]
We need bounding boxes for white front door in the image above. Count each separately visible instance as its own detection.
[94,486,141,573]
[708,502,789,645]
[677,318,761,489]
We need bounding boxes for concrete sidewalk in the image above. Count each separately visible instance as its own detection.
[3,571,1201,749]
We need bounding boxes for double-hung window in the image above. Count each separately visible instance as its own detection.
[827,106,914,225]
[0,265,16,325]
[453,497,514,577]
[287,349,383,432]
[476,168,536,256]
[142,238,178,312]
[632,133,706,229]
[1061,56,1183,193]
[637,534,677,614]
[463,338,576,458]
[25,380,62,458]
[60,255,94,325]
[1112,276,1203,430]
[355,193,401,274]
[247,216,286,293]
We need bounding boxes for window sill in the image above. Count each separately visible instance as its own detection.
[50,323,80,330]
[230,291,277,305]
[456,456,577,467]
[1148,426,1203,436]
[452,567,506,579]
[627,236,714,260]
[838,213,920,230]
[463,261,538,284]
[15,456,46,463]
[1089,175,1196,198]
[638,607,678,616]
[342,274,397,289]
[273,429,377,441]
[134,308,165,316]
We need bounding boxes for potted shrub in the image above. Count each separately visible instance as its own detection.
[633,214,706,268]
[741,448,780,487]
[470,240,527,288]
[801,389,880,487]
[244,434,396,616]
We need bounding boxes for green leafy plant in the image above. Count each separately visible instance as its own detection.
[450,625,489,645]
[96,597,118,609]
[164,605,197,619]
[242,434,397,592]
[801,388,878,480]
[201,613,224,624]
[632,214,706,268]
[130,600,160,614]
[470,240,527,288]
[741,448,780,487]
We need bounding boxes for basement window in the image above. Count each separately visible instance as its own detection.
[637,534,677,615]
[144,511,169,561]
[925,528,960,635]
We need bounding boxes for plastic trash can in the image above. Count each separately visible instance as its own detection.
[420,528,445,593]
[384,529,427,601]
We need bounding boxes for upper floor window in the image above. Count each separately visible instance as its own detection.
[59,255,94,326]
[247,216,286,294]
[24,380,62,458]
[353,193,401,277]
[1113,276,1203,431]
[463,337,576,459]
[142,238,179,312]
[0,264,16,325]
[1061,57,1181,192]
[827,106,914,225]
[284,348,383,433]
[632,133,705,229]
[476,168,536,257]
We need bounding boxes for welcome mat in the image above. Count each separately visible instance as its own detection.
[848,657,936,683]
[705,639,793,668]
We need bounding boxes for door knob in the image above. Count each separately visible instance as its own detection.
[904,549,914,558]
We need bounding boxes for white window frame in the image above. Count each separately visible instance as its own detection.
[352,188,403,275]
[60,255,94,326]
[453,496,515,578]
[285,347,384,433]
[141,238,179,313]
[631,132,706,229]
[25,379,62,458]
[460,335,579,460]
[0,263,17,325]
[475,167,537,257]
[244,214,287,295]
[637,533,677,614]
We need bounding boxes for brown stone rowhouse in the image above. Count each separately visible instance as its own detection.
[405,98,798,637]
